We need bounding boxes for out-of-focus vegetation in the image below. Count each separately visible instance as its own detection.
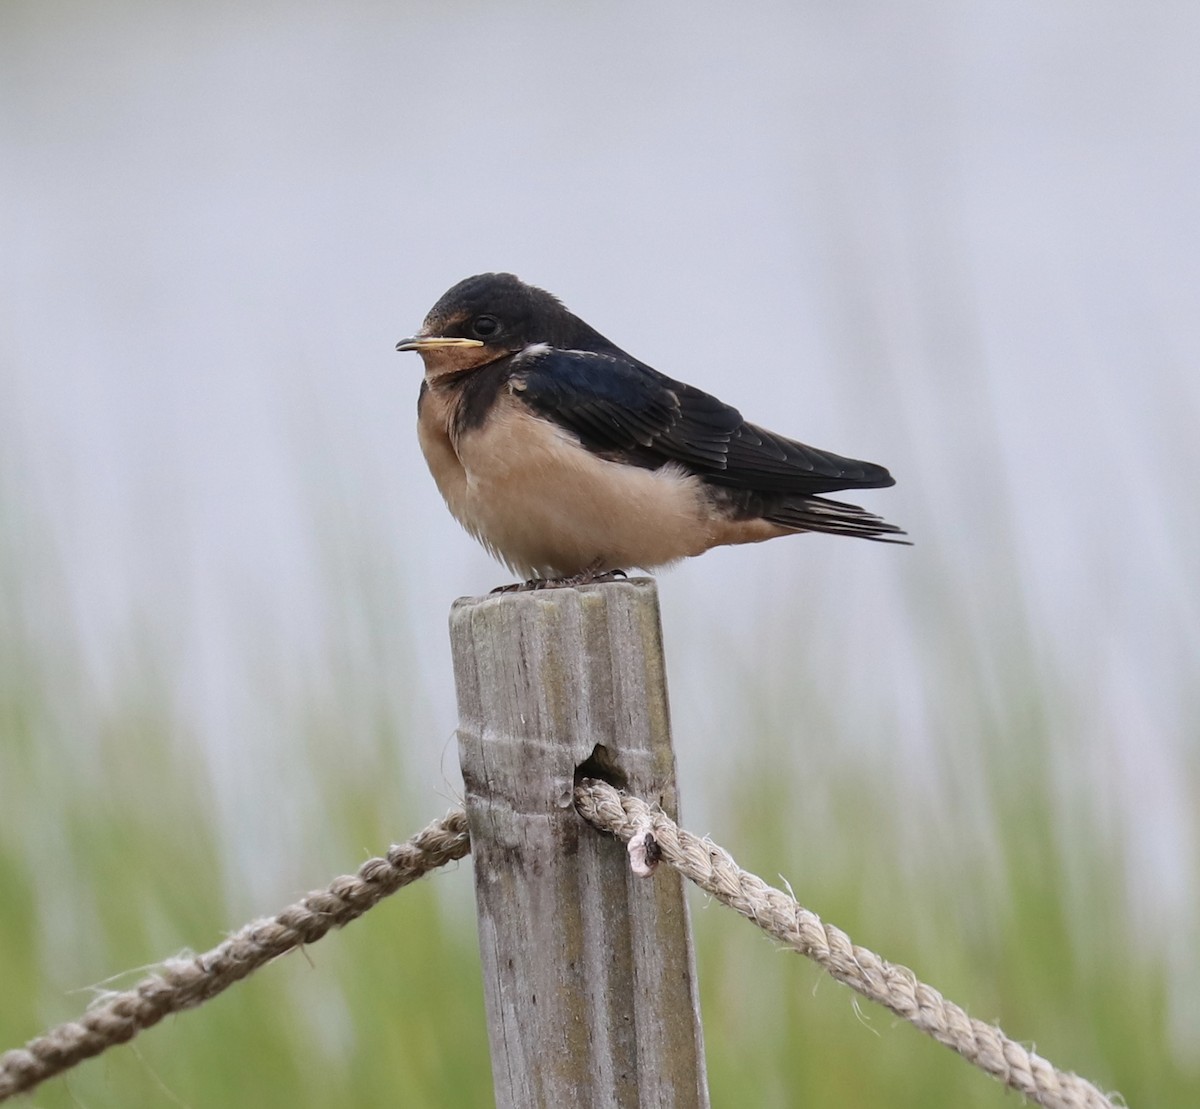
[4,2,1199,1105]
[2,505,1195,1108]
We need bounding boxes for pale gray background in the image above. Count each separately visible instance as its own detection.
[3,0,1197,1055]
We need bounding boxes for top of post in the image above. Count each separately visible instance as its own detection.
[450,574,659,613]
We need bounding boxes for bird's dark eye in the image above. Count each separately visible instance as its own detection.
[470,315,501,339]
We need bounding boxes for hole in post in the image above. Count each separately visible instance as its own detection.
[574,744,628,792]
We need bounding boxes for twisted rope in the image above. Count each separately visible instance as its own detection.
[575,779,1117,1109]
[0,810,470,1103]
[1,785,1118,1108]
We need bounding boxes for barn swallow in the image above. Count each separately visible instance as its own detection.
[397,273,906,587]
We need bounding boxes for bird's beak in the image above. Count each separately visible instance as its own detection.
[395,335,485,352]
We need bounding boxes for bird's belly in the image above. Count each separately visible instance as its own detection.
[449,405,715,577]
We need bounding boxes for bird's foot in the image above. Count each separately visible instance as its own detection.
[555,566,628,588]
[490,579,539,594]
[489,566,629,594]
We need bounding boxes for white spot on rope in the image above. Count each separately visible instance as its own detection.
[627,826,659,877]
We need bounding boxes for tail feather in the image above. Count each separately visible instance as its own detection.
[766,495,910,545]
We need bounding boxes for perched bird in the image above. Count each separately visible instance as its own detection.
[397,273,906,587]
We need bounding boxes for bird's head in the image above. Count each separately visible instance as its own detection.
[396,272,621,379]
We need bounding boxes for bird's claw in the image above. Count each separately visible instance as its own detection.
[490,567,629,594]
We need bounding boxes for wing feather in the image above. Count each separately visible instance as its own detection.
[512,348,894,495]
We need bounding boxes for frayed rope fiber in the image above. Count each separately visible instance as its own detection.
[0,810,469,1102]
[1,785,1117,1109]
[574,779,1118,1109]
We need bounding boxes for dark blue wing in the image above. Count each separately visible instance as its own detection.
[511,348,894,495]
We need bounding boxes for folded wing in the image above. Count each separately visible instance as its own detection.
[511,348,895,496]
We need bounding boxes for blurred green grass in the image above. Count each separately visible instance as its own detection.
[1,516,1196,1107]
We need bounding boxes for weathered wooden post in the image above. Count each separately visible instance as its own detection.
[450,578,709,1108]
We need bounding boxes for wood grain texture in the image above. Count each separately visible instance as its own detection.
[450,578,709,1109]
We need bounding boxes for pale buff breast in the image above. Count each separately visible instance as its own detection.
[419,386,728,577]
